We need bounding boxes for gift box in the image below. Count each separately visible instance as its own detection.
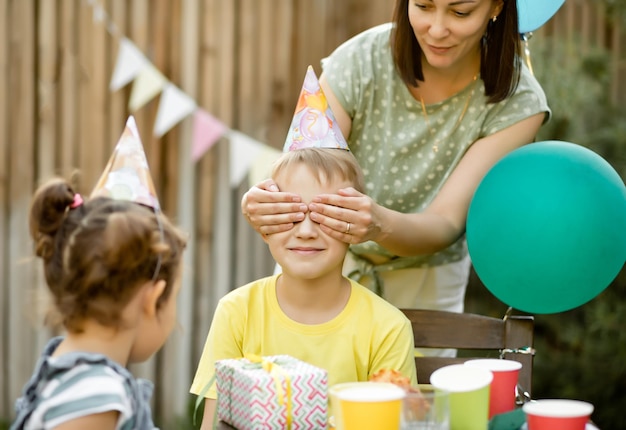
[216,355,328,430]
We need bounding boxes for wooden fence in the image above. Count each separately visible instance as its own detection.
[1,0,623,426]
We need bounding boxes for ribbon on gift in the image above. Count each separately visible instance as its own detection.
[244,354,294,430]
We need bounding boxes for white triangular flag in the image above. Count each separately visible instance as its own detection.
[109,38,149,91]
[128,64,167,113]
[249,145,282,186]
[227,130,264,187]
[153,83,197,137]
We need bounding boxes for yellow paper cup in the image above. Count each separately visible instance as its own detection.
[431,364,493,430]
[329,382,405,430]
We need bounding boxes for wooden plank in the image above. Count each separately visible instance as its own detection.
[269,0,294,147]
[146,0,167,209]
[159,0,196,422]
[610,18,620,105]
[77,0,97,190]
[192,0,219,362]
[91,0,109,177]
[0,0,8,416]
[238,0,257,135]
[109,0,129,155]
[7,0,38,410]
[58,0,78,182]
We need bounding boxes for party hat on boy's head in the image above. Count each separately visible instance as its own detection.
[283,65,349,152]
[91,116,161,210]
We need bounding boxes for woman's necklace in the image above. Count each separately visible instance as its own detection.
[419,74,478,153]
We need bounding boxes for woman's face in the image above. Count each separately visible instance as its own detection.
[408,0,503,73]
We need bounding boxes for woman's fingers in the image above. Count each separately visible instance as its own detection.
[308,188,376,243]
[242,180,307,234]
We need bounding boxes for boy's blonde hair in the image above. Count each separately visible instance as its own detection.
[271,148,365,192]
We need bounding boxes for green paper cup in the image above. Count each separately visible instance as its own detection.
[431,364,493,430]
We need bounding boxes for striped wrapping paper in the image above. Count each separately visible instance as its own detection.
[216,355,328,429]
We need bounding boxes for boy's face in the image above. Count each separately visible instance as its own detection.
[265,162,351,280]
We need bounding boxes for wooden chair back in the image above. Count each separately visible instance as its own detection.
[400,308,535,396]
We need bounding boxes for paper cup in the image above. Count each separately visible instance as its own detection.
[329,382,405,430]
[523,399,594,430]
[464,358,522,417]
[430,364,493,430]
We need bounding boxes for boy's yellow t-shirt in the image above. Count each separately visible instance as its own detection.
[190,275,417,398]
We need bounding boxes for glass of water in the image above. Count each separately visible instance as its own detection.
[401,384,450,430]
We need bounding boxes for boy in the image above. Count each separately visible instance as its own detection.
[190,147,417,427]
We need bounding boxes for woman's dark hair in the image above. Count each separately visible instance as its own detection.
[29,178,187,332]
[391,0,521,103]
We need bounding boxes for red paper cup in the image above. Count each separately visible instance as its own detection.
[464,359,522,417]
[523,399,594,430]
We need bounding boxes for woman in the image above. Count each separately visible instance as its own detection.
[242,0,550,354]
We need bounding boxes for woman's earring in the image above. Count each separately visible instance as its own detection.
[492,15,497,23]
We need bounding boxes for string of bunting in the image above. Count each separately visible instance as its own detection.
[85,0,282,187]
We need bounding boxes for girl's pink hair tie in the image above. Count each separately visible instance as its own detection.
[70,193,84,209]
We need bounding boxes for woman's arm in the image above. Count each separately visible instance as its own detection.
[309,113,546,256]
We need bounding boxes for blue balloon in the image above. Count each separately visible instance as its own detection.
[517,0,565,34]
[467,141,626,314]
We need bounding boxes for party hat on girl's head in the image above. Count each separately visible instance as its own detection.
[283,65,349,152]
[91,116,161,210]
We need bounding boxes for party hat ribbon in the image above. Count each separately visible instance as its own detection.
[283,65,349,152]
[91,116,161,210]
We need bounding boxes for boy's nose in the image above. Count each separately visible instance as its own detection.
[295,213,318,237]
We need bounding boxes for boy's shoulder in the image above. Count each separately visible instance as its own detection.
[219,275,276,304]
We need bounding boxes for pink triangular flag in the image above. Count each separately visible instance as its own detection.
[192,109,227,162]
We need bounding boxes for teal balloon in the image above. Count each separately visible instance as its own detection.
[466,141,626,314]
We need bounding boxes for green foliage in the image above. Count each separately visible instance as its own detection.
[531,34,626,179]
[157,394,203,429]
[468,29,626,430]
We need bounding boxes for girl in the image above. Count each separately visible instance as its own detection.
[12,178,187,429]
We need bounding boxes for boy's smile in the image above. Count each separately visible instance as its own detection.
[265,162,351,281]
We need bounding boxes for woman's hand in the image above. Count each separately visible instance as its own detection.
[241,179,308,235]
[308,187,388,244]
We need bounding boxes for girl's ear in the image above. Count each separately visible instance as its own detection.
[142,280,167,318]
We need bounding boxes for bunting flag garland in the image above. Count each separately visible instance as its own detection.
[128,64,167,113]
[109,37,148,91]
[192,109,228,162]
[154,83,198,138]
[90,0,280,187]
[227,131,265,187]
[249,145,282,187]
